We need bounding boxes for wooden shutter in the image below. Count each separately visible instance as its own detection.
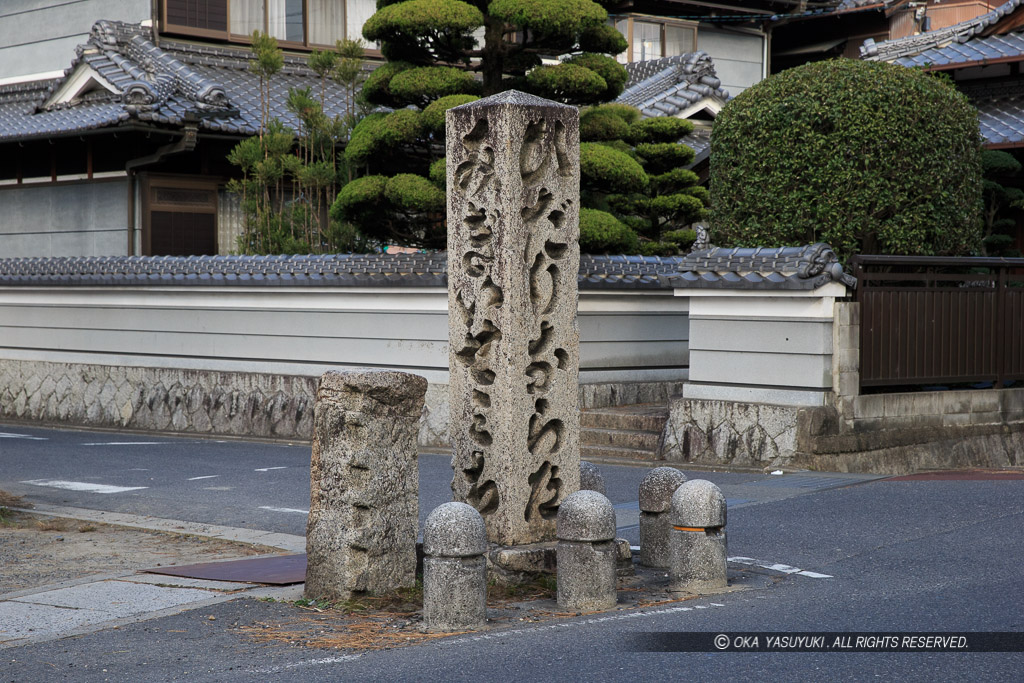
[164,0,228,34]
[143,176,219,256]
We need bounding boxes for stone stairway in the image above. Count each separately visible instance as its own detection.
[580,403,669,462]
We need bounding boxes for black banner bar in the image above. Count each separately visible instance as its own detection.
[631,632,1024,653]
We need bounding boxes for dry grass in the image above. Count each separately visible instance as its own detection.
[0,490,27,509]
[34,518,68,532]
[239,611,464,651]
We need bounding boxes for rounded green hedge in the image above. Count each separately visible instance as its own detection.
[389,66,481,106]
[710,59,983,258]
[580,208,639,253]
[421,94,480,134]
[580,142,648,191]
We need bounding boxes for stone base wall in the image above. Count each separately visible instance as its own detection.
[661,399,800,468]
[662,387,1024,473]
[0,359,679,449]
[0,359,319,440]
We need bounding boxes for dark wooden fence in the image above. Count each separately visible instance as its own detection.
[850,255,1024,389]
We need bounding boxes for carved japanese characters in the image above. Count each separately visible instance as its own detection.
[447,91,581,546]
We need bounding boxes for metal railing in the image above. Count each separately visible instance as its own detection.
[849,255,1024,389]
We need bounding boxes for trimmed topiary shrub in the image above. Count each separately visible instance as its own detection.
[421,94,480,134]
[580,208,640,253]
[710,59,983,258]
[580,142,648,191]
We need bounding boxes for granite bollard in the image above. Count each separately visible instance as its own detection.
[305,370,426,602]
[639,467,688,568]
[423,502,488,632]
[668,479,728,593]
[556,490,617,611]
[579,460,607,495]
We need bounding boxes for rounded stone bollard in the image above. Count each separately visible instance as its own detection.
[579,460,607,496]
[668,479,728,593]
[639,467,688,569]
[423,502,488,632]
[556,490,618,611]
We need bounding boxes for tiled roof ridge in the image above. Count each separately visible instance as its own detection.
[617,52,727,119]
[160,39,328,78]
[124,35,230,109]
[861,0,1024,61]
[0,80,58,104]
[663,243,857,290]
[0,254,691,291]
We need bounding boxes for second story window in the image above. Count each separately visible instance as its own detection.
[163,0,374,48]
[612,15,697,63]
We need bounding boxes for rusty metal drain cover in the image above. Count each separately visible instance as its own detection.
[145,553,307,585]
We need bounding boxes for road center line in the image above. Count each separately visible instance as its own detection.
[187,475,220,481]
[81,442,166,446]
[254,467,287,472]
[729,556,833,578]
[20,479,149,494]
[258,506,309,515]
[0,432,48,441]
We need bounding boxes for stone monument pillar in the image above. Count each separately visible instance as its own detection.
[446,91,581,547]
[305,370,426,602]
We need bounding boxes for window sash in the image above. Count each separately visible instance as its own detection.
[166,0,361,48]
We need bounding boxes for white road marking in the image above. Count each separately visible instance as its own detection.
[187,475,220,481]
[254,467,287,472]
[259,506,309,515]
[82,442,165,446]
[0,432,47,441]
[728,556,833,578]
[20,479,148,494]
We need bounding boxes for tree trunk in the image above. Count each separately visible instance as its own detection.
[481,16,506,96]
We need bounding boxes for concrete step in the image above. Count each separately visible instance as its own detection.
[580,404,669,433]
[581,444,663,462]
[581,426,661,452]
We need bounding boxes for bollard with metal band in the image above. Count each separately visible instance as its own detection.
[423,502,488,632]
[579,460,607,496]
[556,490,618,611]
[639,467,688,569]
[668,479,727,593]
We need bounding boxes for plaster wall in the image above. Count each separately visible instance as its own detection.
[696,27,765,95]
[0,285,689,445]
[0,180,129,257]
[0,1,150,82]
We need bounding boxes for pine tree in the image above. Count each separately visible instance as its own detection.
[331,0,628,248]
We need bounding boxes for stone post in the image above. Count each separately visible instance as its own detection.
[668,479,728,593]
[639,467,688,568]
[305,370,426,602]
[423,502,488,632]
[579,460,607,495]
[556,490,617,611]
[446,91,581,547]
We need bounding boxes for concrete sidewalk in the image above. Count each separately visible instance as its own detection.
[0,507,305,649]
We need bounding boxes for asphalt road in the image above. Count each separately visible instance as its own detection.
[0,423,880,542]
[3,456,1022,681]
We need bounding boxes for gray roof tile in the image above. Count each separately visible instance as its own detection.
[0,19,358,142]
[661,243,856,290]
[617,53,728,119]
[0,254,689,291]
[862,0,1024,62]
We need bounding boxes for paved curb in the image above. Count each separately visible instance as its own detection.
[10,504,306,553]
[1,506,306,649]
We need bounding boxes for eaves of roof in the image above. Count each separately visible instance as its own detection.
[861,0,1024,62]
[0,19,357,144]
